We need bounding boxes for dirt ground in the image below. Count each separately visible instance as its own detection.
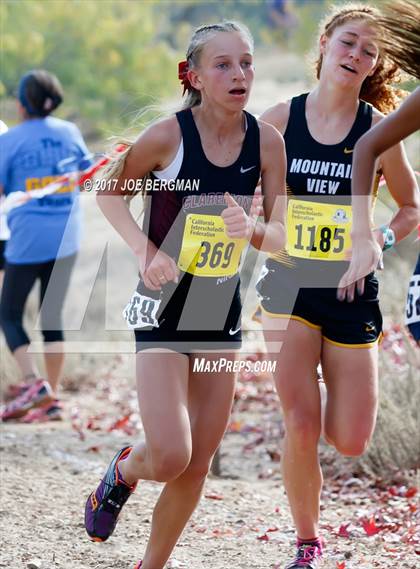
[1,368,418,569]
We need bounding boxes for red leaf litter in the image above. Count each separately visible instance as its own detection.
[389,485,417,498]
[204,493,224,501]
[64,351,418,566]
[404,487,417,499]
[337,523,351,538]
[108,414,130,432]
[70,407,85,441]
[362,517,382,536]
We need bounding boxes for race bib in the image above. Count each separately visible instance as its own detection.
[286,200,352,261]
[123,290,161,329]
[405,274,420,326]
[178,214,245,277]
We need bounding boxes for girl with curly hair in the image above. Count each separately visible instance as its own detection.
[257,3,419,567]
[339,0,420,332]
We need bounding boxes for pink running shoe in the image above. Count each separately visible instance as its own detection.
[134,562,142,569]
[20,400,63,423]
[5,381,32,401]
[1,379,54,421]
[285,541,323,568]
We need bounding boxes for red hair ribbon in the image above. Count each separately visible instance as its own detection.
[178,60,192,95]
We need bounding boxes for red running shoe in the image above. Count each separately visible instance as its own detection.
[1,379,54,421]
[20,399,63,423]
[5,381,32,401]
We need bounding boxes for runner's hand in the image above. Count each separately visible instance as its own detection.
[222,192,253,239]
[138,246,179,291]
[337,230,383,301]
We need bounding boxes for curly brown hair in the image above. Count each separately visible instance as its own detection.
[315,3,405,114]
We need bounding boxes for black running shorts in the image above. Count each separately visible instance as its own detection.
[257,258,382,347]
[0,240,6,271]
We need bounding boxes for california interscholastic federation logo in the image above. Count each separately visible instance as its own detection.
[332,208,349,223]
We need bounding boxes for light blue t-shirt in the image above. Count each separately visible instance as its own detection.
[0,116,91,264]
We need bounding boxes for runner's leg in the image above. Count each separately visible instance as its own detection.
[140,352,237,569]
[321,342,379,456]
[262,315,323,540]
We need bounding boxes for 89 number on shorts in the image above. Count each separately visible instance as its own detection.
[294,224,345,255]
[123,291,161,329]
[195,241,235,270]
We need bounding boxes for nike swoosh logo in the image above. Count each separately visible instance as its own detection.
[240,166,256,174]
[229,327,241,335]
[365,325,375,332]
[344,148,353,154]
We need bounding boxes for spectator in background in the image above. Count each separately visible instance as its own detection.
[0,119,10,287]
[0,70,91,423]
[267,0,298,41]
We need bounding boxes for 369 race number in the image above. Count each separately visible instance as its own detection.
[178,214,245,276]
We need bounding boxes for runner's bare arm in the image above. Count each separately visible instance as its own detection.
[96,118,179,253]
[96,117,181,289]
[376,115,420,245]
[249,121,287,251]
[259,101,291,136]
[351,89,420,239]
[339,95,420,293]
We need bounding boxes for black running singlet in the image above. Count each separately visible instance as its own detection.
[143,108,260,278]
[128,109,261,345]
[271,93,378,269]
